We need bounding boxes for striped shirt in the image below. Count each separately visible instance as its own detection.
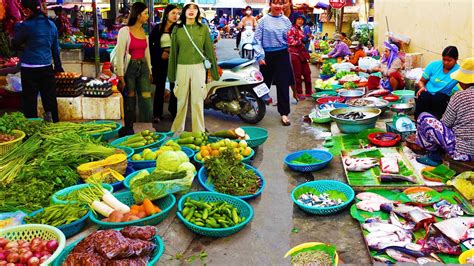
[441,87,474,155]
[254,14,292,61]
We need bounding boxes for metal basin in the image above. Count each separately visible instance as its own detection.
[346,97,389,114]
[329,107,382,133]
[390,103,415,113]
[338,89,364,99]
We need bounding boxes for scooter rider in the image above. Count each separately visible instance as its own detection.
[236,6,256,50]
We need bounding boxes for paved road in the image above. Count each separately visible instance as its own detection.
[69,38,370,265]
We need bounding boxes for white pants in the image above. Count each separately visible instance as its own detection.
[171,63,207,133]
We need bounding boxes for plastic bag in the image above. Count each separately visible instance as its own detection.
[359,57,380,71]
[130,169,195,202]
[405,68,424,81]
[5,72,21,92]
[0,211,26,229]
[332,62,355,73]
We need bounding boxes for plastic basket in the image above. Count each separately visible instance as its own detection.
[129,146,195,170]
[52,229,165,266]
[0,224,66,265]
[198,163,265,200]
[193,147,255,165]
[291,180,354,215]
[240,126,268,148]
[85,120,123,141]
[89,191,176,229]
[284,150,333,172]
[176,191,253,237]
[110,132,166,153]
[0,129,26,155]
[51,183,114,205]
[27,209,91,238]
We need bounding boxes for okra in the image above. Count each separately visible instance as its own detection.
[232,208,239,224]
[182,207,190,217]
[185,207,195,221]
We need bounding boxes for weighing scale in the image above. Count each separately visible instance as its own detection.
[392,114,416,132]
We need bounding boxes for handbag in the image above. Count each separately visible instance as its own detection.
[182,25,212,70]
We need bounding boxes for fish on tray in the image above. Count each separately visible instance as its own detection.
[344,157,378,172]
[367,88,390,97]
[356,192,394,212]
[379,174,417,183]
[381,203,434,224]
[374,133,399,141]
[380,156,399,174]
[433,217,474,243]
[356,192,392,203]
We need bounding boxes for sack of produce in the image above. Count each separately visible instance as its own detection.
[77,153,127,179]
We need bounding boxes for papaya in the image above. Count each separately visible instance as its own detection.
[77,154,127,179]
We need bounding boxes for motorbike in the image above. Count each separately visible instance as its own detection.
[238,26,255,59]
[205,58,269,124]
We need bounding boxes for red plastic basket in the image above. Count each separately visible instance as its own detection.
[367,132,401,147]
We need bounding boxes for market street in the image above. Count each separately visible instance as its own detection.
[64,38,372,265]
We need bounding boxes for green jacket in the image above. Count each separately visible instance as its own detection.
[167,23,219,83]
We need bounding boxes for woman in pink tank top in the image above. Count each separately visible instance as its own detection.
[115,2,153,136]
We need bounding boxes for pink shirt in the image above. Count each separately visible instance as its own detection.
[129,33,147,60]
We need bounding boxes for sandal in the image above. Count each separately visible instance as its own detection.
[281,116,291,126]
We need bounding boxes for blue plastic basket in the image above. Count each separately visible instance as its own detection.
[284,150,333,172]
[51,183,114,205]
[193,147,255,165]
[197,163,265,200]
[52,230,165,266]
[291,180,354,215]
[116,146,134,160]
[319,103,348,110]
[129,146,195,170]
[123,167,156,189]
[240,126,268,148]
[89,191,176,229]
[27,209,91,238]
[85,120,122,141]
[176,191,253,237]
[110,132,166,153]
[166,136,219,151]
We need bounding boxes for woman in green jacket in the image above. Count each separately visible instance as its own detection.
[168,3,219,133]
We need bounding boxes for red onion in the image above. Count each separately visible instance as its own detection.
[4,243,17,250]
[38,255,49,264]
[27,257,39,266]
[45,241,58,253]
[31,252,40,259]
[39,251,49,257]
[28,239,40,248]
[28,246,39,254]
[5,263,14,266]
[19,252,32,264]
[18,243,28,250]
[17,249,28,255]
[0,252,6,260]
[0,238,7,248]
[0,261,6,266]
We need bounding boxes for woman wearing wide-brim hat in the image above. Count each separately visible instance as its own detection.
[415,57,474,166]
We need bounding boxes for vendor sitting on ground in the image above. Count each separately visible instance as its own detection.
[348,41,366,66]
[416,57,474,166]
[414,46,459,120]
[355,41,404,90]
[327,34,351,60]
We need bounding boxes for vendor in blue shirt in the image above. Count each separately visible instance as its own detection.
[415,46,460,119]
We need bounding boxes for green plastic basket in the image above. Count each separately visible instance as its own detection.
[110,132,166,153]
[0,224,66,265]
[85,120,123,141]
[240,126,268,148]
[52,229,165,266]
[89,191,176,229]
[51,183,114,205]
[176,191,253,237]
[291,180,354,215]
[27,209,91,238]
[0,129,26,155]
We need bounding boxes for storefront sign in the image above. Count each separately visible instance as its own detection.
[329,0,346,9]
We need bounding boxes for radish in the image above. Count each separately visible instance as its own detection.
[101,189,130,213]
[91,201,114,217]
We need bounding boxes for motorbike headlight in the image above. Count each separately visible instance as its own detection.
[250,70,264,82]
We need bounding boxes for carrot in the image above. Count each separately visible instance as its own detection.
[130,205,140,211]
[130,208,139,215]
[143,199,156,216]
[139,204,145,212]
[154,205,162,213]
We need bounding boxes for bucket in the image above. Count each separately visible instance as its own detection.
[392,90,415,103]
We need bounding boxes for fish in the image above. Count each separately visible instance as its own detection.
[373,255,394,263]
[423,235,462,255]
[344,157,379,172]
[433,217,474,243]
[356,200,385,212]
[389,211,416,230]
[367,88,390,97]
[381,203,434,224]
[378,246,427,258]
[379,174,418,183]
[385,249,417,263]
[369,239,412,251]
[416,257,440,264]
[433,200,464,219]
[336,111,367,120]
[380,156,399,174]
[365,217,388,223]
[362,222,410,235]
[356,192,392,203]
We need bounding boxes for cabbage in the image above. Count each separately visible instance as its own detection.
[175,151,189,164]
[178,162,196,173]
[156,151,181,172]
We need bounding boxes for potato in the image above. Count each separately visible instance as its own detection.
[108,210,124,222]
